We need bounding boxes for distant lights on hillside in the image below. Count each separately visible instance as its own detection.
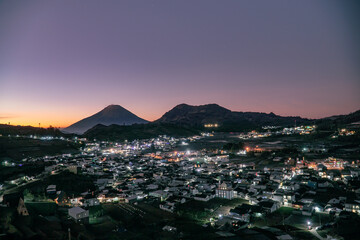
[204,123,218,128]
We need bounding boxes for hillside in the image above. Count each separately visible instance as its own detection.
[0,137,80,161]
[83,123,200,141]
[0,124,62,136]
[155,103,310,131]
[316,109,360,130]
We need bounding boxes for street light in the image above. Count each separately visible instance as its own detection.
[307,221,311,230]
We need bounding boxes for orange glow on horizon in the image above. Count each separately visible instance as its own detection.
[0,112,160,129]
[2,102,358,130]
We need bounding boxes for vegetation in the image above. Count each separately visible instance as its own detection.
[10,171,96,196]
[177,198,248,223]
[0,136,80,161]
[0,163,45,182]
[84,123,200,141]
[0,124,63,136]
[222,141,244,152]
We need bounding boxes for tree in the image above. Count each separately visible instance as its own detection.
[23,189,34,202]
[222,142,244,152]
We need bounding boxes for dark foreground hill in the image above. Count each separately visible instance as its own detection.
[62,105,148,134]
[0,124,62,136]
[83,123,200,141]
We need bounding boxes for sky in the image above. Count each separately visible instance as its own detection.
[0,0,359,128]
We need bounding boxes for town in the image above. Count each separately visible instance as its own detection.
[1,124,359,240]
[1,1,359,239]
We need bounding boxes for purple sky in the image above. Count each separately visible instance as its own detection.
[0,0,359,127]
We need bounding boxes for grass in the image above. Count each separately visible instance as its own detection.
[25,202,57,216]
[177,198,249,224]
[252,207,294,227]
[282,211,333,231]
[86,220,117,236]
[103,202,219,239]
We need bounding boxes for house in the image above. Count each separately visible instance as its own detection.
[229,206,251,222]
[68,207,89,222]
[299,193,315,204]
[159,202,175,213]
[194,193,214,202]
[261,226,293,240]
[272,193,283,204]
[70,197,83,206]
[301,205,313,216]
[234,187,247,198]
[46,185,57,195]
[328,197,342,205]
[166,196,186,205]
[258,200,279,213]
[149,190,170,201]
[344,199,360,214]
[68,165,80,174]
[283,192,295,206]
[83,198,100,207]
[229,204,263,222]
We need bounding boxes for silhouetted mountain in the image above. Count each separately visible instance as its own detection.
[316,109,360,130]
[319,110,360,124]
[155,103,310,131]
[5,104,358,141]
[84,123,199,141]
[62,105,148,134]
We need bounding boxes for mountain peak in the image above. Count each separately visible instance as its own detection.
[101,104,126,113]
[104,104,123,109]
[155,103,232,125]
[173,103,226,110]
[62,105,148,134]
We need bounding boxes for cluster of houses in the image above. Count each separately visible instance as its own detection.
[36,151,360,224]
[2,133,360,227]
[239,125,317,140]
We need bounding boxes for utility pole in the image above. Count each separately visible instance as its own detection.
[282,214,285,225]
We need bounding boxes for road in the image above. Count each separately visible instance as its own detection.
[310,228,325,240]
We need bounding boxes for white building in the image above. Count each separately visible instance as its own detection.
[216,182,234,199]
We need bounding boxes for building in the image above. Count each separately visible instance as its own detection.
[68,207,89,222]
[345,200,360,214]
[216,182,234,199]
[46,185,57,195]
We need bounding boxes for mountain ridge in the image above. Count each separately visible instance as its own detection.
[2,104,359,141]
[155,103,310,130]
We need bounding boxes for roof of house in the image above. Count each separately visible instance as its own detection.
[258,201,276,209]
[69,206,87,215]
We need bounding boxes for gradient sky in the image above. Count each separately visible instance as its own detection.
[0,0,359,128]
